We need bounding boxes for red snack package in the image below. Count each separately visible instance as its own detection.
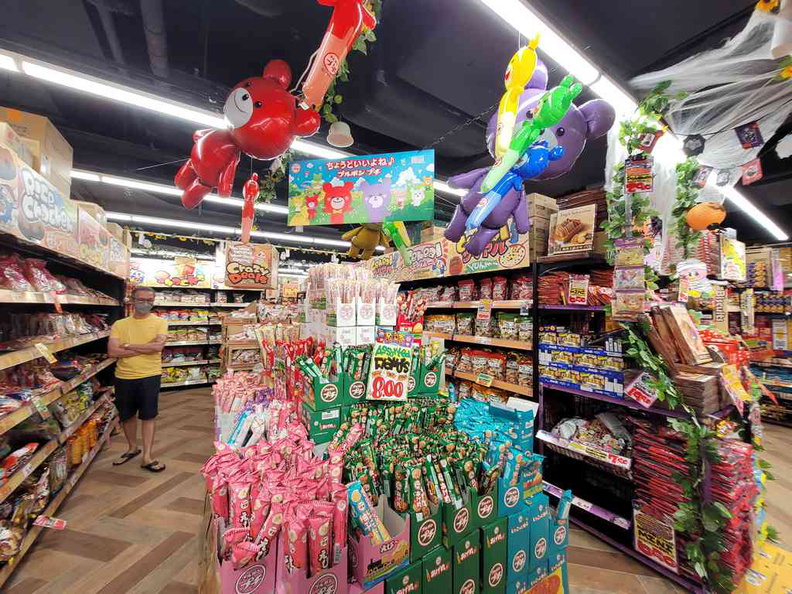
[211,476,230,521]
[231,540,260,570]
[492,276,508,300]
[332,488,347,566]
[284,514,308,572]
[248,488,271,540]
[479,277,493,300]
[222,527,249,558]
[255,501,284,557]
[458,279,476,301]
[0,255,34,292]
[229,482,252,529]
[22,259,67,294]
[0,443,39,480]
[308,509,333,575]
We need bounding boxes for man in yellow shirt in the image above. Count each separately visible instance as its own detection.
[108,286,168,472]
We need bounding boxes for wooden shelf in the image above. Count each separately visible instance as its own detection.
[445,367,533,396]
[164,340,221,347]
[162,359,211,368]
[0,330,111,372]
[0,358,115,436]
[0,416,116,588]
[425,300,529,310]
[211,302,250,307]
[154,301,212,307]
[0,440,58,503]
[0,290,118,306]
[424,331,531,351]
[166,320,220,326]
[161,379,215,388]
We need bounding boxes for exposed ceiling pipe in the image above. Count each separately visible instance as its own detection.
[87,0,126,65]
[140,0,169,79]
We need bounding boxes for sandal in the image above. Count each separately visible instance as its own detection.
[112,448,142,466]
[141,460,166,473]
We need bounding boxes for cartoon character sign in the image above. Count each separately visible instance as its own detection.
[445,60,615,255]
[305,194,321,220]
[323,181,354,224]
[175,60,321,209]
[290,194,310,226]
[360,178,391,221]
[409,186,424,208]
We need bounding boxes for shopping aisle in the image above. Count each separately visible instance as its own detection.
[4,388,215,594]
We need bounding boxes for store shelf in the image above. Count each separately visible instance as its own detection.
[425,300,528,310]
[538,304,606,312]
[536,430,632,473]
[0,358,115,435]
[543,480,631,530]
[165,340,221,347]
[0,440,59,504]
[755,312,791,317]
[753,360,792,369]
[445,367,533,397]
[0,290,119,307]
[211,302,250,307]
[163,359,211,367]
[540,379,690,419]
[0,330,111,372]
[57,394,111,445]
[0,416,116,588]
[226,341,259,348]
[167,320,220,326]
[763,380,792,389]
[161,379,214,388]
[424,331,531,351]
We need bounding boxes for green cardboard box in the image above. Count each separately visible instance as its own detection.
[409,504,443,562]
[470,485,498,532]
[408,363,422,397]
[299,402,343,444]
[344,374,368,406]
[453,532,481,594]
[417,363,441,396]
[422,546,453,592]
[302,376,344,410]
[385,559,422,594]
[443,490,474,547]
[481,519,508,594]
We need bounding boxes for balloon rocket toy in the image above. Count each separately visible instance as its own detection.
[174,0,377,239]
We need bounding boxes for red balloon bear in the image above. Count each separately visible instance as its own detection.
[175,60,321,209]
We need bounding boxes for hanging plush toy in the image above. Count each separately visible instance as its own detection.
[301,0,377,109]
[343,223,388,259]
[494,36,541,159]
[175,60,321,209]
[240,173,259,243]
[686,201,727,230]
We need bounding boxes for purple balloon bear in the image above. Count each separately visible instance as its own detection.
[444,61,616,256]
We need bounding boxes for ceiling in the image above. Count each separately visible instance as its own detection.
[0,0,789,246]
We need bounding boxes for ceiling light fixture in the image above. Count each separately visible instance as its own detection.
[721,187,788,241]
[0,53,19,72]
[105,211,387,251]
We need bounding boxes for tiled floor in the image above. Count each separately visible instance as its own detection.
[4,387,789,593]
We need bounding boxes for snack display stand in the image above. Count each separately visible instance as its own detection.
[0,148,126,584]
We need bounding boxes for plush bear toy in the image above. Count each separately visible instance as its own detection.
[444,61,615,255]
[175,60,320,209]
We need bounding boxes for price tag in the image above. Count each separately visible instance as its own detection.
[568,275,589,305]
[573,497,592,512]
[50,292,63,313]
[33,515,67,530]
[520,301,532,316]
[476,372,494,387]
[477,299,493,322]
[30,394,51,419]
[478,337,492,345]
[34,343,57,364]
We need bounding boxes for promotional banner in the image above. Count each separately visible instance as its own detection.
[224,242,279,289]
[129,257,211,288]
[366,343,412,402]
[287,149,435,226]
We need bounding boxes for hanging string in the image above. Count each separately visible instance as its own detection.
[422,99,500,151]
[133,158,188,171]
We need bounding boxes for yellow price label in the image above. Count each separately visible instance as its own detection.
[34,343,57,364]
[476,372,494,387]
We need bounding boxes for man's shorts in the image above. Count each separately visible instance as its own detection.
[114,375,161,421]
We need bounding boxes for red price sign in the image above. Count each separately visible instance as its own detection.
[366,343,412,402]
[371,376,405,400]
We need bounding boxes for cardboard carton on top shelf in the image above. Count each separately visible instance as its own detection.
[526,193,558,219]
[74,200,107,228]
[0,107,73,198]
[0,122,33,167]
[106,222,125,242]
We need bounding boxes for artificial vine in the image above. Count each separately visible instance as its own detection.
[255,150,292,205]
[320,0,381,124]
[673,158,703,260]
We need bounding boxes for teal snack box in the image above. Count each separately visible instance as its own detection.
[453,532,481,594]
[299,402,343,444]
[481,518,508,594]
[506,512,529,592]
[497,475,527,518]
[421,546,453,591]
[409,504,443,562]
[385,559,422,594]
[548,491,572,571]
[527,494,550,573]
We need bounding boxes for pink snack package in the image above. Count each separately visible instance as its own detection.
[229,482,252,529]
[248,489,271,540]
[332,488,348,566]
[284,514,308,572]
[211,476,230,521]
[231,540,260,570]
[255,501,284,557]
[222,527,249,558]
[308,503,334,575]
[0,255,34,292]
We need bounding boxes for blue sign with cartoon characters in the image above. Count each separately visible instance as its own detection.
[287,149,435,226]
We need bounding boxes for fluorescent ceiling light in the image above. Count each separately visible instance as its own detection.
[589,76,638,117]
[433,179,467,197]
[478,0,599,84]
[72,169,287,214]
[130,248,215,261]
[292,138,350,160]
[0,53,19,72]
[280,272,308,278]
[721,187,788,241]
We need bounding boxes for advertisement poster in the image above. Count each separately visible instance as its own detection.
[287,149,435,226]
[107,235,129,278]
[633,509,678,573]
[78,207,109,270]
[224,242,278,289]
[129,257,211,288]
[720,235,746,282]
[548,205,597,256]
[447,223,531,276]
[366,343,412,402]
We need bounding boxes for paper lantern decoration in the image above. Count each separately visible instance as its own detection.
[686,202,726,230]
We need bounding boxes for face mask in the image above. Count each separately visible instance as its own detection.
[134,301,153,315]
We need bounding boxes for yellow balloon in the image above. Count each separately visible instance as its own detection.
[495,35,540,159]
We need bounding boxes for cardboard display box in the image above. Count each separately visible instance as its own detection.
[453,532,481,594]
[349,496,410,589]
[385,559,422,594]
[481,518,508,594]
[422,546,453,591]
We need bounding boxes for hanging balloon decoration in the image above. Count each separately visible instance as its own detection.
[445,56,615,256]
[301,0,378,109]
[685,201,727,230]
[240,173,259,243]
